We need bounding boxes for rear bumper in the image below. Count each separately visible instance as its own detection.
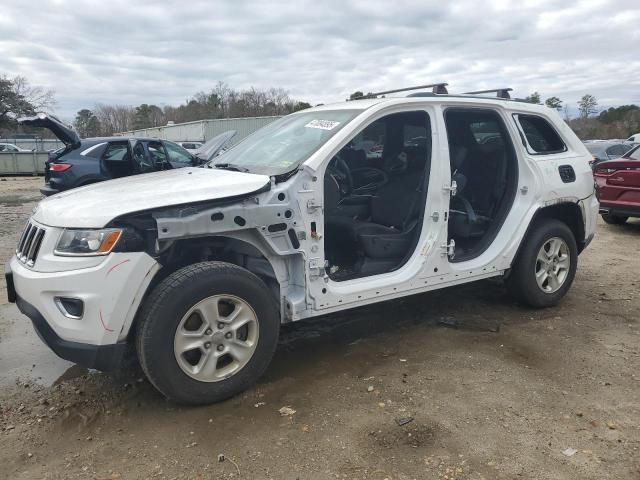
[40,184,60,196]
[599,203,640,218]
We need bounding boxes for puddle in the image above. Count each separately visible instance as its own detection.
[0,303,77,388]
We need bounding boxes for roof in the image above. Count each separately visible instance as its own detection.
[304,94,553,115]
[81,136,170,144]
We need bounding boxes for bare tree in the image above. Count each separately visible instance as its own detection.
[94,103,135,135]
[578,94,598,119]
[12,76,56,112]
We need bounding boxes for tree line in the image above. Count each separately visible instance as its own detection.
[520,92,639,140]
[74,82,312,137]
[2,73,638,141]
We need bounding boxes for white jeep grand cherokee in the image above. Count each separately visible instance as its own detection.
[6,84,598,405]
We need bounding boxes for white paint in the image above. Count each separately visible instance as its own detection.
[32,167,270,228]
[12,95,598,353]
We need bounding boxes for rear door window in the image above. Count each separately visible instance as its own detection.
[514,114,567,155]
[102,142,130,162]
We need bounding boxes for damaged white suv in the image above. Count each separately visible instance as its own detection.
[7,84,598,404]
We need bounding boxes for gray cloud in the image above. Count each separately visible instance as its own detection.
[1,0,639,120]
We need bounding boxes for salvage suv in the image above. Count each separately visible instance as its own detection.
[6,84,598,405]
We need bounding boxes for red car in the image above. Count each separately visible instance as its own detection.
[594,144,640,224]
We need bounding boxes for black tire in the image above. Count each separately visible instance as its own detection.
[507,219,578,308]
[136,261,279,405]
[601,213,628,225]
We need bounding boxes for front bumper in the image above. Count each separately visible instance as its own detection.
[8,250,158,370]
[17,294,127,371]
[6,262,125,370]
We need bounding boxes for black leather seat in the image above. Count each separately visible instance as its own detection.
[326,172,424,259]
[448,144,498,238]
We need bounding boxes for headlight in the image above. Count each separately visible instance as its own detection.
[55,228,122,256]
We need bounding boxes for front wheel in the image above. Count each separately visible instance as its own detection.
[136,262,279,405]
[601,213,628,225]
[507,220,578,308]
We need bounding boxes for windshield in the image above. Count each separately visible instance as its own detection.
[211,109,361,175]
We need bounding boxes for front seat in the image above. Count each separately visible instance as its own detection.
[348,172,425,259]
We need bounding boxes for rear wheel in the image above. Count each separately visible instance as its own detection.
[601,213,628,225]
[507,220,578,308]
[136,261,279,405]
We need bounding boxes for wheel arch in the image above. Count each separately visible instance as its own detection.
[511,201,586,269]
[126,234,292,342]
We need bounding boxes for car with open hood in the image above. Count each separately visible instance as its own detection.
[7,84,598,405]
[18,113,235,196]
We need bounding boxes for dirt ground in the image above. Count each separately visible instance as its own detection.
[0,176,639,480]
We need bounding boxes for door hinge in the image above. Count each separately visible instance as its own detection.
[441,239,455,259]
[442,180,457,196]
[307,199,323,213]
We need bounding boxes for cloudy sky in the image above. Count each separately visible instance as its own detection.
[2,0,639,121]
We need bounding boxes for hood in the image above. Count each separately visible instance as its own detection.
[194,130,237,162]
[32,167,270,228]
[18,113,81,148]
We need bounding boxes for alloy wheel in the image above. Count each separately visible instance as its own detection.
[173,295,259,382]
[535,237,571,294]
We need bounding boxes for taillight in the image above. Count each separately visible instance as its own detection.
[49,163,72,172]
[594,167,617,175]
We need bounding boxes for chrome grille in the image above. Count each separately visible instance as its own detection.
[16,221,45,267]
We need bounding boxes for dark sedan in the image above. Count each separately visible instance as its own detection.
[19,113,234,196]
[584,140,636,168]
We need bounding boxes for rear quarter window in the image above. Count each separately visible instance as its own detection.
[514,114,567,155]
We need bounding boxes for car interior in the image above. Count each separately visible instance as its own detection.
[445,108,518,261]
[323,111,432,281]
[102,141,134,178]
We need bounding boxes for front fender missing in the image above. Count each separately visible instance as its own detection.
[153,191,304,259]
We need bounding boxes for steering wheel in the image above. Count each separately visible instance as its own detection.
[327,155,353,196]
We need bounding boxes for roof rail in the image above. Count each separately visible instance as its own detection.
[462,88,513,99]
[350,83,448,100]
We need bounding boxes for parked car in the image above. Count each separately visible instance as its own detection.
[594,143,640,224]
[627,133,640,143]
[7,85,598,405]
[584,140,636,168]
[176,141,204,153]
[0,142,32,152]
[18,114,235,196]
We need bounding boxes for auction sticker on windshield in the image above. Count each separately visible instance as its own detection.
[305,119,341,130]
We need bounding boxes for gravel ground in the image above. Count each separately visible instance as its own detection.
[0,176,639,480]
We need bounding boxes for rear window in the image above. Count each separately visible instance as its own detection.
[606,144,631,157]
[515,114,567,155]
[626,145,640,160]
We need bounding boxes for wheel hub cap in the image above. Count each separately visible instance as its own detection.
[173,295,259,382]
[535,237,570,294]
